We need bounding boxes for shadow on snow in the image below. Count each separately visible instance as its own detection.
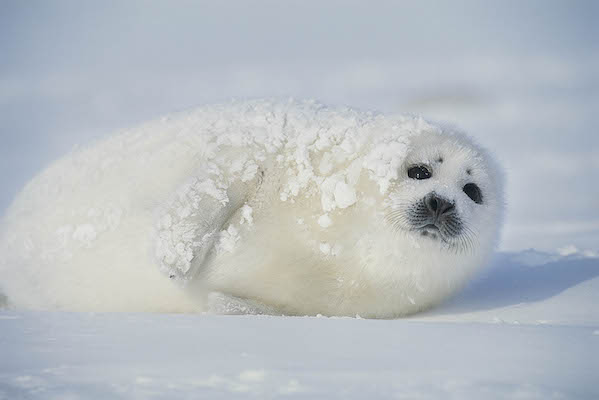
[429,252,599,315]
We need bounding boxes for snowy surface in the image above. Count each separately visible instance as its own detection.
[1,250,597,399]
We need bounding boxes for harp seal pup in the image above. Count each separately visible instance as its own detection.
[0,100,503,317]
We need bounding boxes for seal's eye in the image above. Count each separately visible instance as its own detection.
[463,183,483,204]
[407,165,432,180]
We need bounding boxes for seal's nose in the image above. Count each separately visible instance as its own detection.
[425,193,455,219]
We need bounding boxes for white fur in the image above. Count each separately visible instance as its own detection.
[0,99,503,317]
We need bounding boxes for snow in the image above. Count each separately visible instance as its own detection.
[1,250,597,399]
[319,242,331,255]
[333,181,357,209]
[317,214,332,228]
[239,205,253,226]
[1,315,596,400]
[216,225,240,255]
[71,224,97,247]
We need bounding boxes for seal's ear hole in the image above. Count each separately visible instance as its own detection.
[463,183,483,204]
[408,165,432,180]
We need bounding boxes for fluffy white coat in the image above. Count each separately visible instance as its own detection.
[0,100,503,317]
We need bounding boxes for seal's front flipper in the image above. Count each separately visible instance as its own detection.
[155,173,258,282]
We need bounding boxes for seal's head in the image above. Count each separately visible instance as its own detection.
[387,129,503,256]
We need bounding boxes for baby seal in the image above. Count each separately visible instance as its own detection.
[0,100,503,317]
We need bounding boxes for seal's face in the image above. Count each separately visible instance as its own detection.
[387,130,502,253]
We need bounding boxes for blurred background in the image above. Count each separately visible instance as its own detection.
[1,0,597,253]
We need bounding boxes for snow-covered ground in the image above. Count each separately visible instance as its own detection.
[1,249,597,399]
[1,315,596,399]
[1,2,598,399]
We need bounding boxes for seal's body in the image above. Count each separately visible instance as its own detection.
[0,100,503,317]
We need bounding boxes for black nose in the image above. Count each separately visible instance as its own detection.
[425,193,455,219]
